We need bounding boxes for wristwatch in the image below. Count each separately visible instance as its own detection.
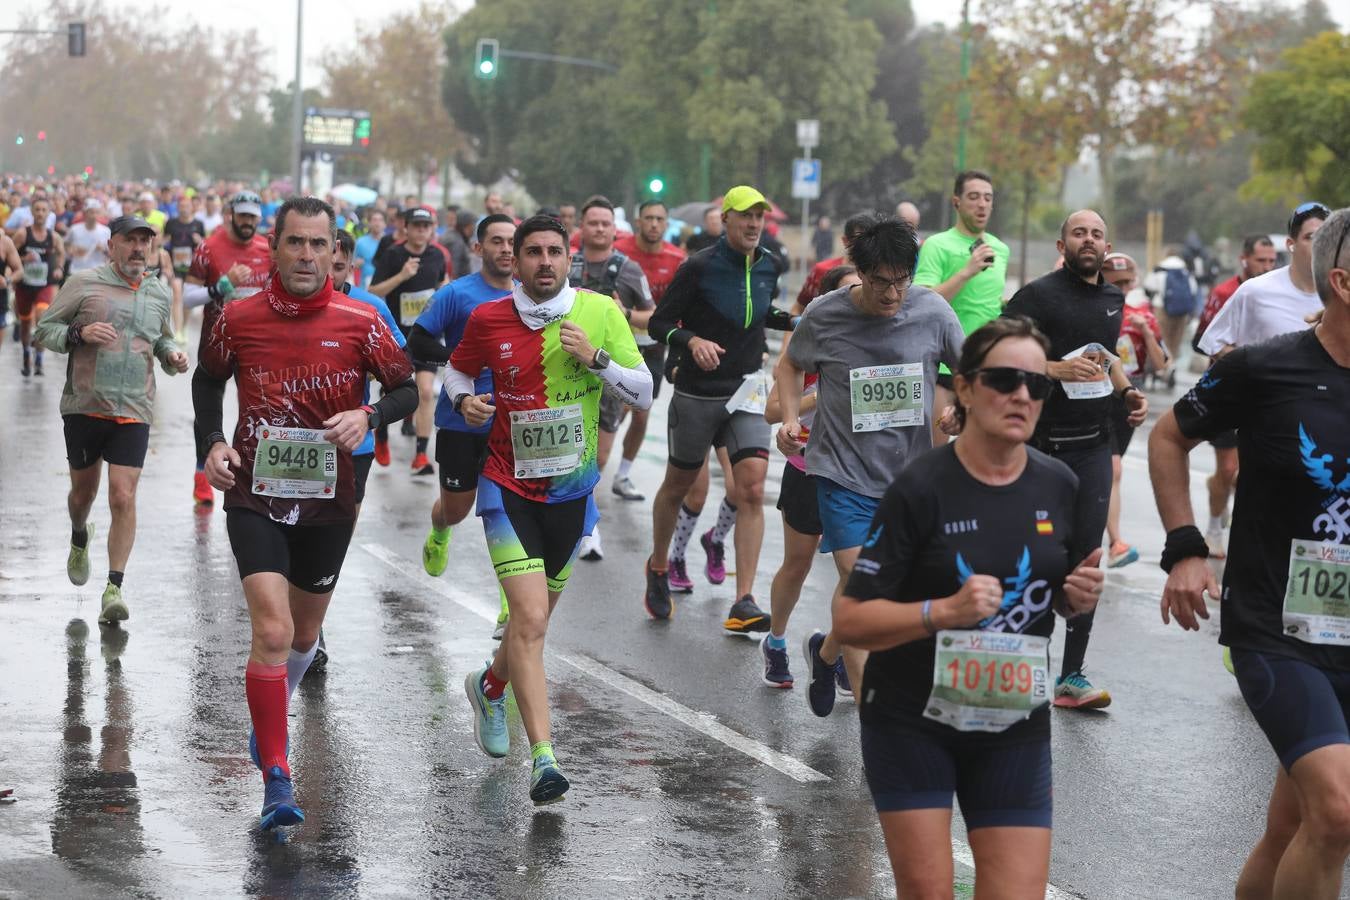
[360,403,381,431]
[1117,385,1142,400]
[589,348,611,371]
[452,392,470,414]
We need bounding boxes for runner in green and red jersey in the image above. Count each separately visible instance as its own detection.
[450,215,652,806]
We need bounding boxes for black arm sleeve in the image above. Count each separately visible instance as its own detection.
[373,379,418,427]
[408,324,449,365]
[765,306,795,332]
[191,365,229,446]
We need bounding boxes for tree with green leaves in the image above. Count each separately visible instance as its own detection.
[441,0,895,209]
[1241,29,1350,208]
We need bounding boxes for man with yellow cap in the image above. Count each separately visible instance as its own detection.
[643,186,795,634]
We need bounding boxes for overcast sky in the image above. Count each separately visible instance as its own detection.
[4,0,1348,88]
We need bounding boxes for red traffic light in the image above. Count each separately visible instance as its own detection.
[37,130,46,141]
[47,165,55,175]
[84,165,93,174]
[360,137,369,147]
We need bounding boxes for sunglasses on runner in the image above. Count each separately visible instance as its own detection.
[969,367,1055,400]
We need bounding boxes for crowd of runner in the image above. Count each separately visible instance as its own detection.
[5,165,1350,898]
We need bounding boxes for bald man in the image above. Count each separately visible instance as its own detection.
[1002,209,1148,711]
[895,201,920,230]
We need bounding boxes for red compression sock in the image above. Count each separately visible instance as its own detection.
[481,666,508,701]
[246,660,290,779]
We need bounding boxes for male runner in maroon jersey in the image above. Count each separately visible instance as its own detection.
[193,196,416,830]
[183,190,272,507]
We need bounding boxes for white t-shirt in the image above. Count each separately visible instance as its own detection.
[196,211,223,234]
[5,207,56,232]
[1197,265,1319,355]
[67,222,111,271]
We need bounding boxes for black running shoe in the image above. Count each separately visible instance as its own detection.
[644,557,673,620]
[724,594,771,636]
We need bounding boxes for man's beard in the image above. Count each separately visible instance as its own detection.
[1065,249,1102,279]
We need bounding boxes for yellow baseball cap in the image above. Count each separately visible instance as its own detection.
[722,185,770,213]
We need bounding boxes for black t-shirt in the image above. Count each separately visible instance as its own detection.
[845,444,1086,730]
[163,218,205,274]
[1173,329,1350,670]
[1003,266,1125,438]
[372,241,448,330]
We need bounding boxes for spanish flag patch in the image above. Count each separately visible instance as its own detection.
[1035,512,1054,535]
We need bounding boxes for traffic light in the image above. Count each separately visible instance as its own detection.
[37,130,46,142]
[47,165,55,175]
[83,166,93,181]
[355,116,372,148]
[475,38,499,79]
[68,22,86,58]
[14,135,22,146]
[647,177,665,195]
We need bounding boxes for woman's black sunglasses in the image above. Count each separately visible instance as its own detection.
[968,367,1055,400]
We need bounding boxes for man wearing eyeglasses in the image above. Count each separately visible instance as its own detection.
[1002,209,1147,711]
[775,215,964,713]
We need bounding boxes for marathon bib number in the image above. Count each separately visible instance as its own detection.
[1283,539,1350,645]
[725,370,770,415]
[1060,343,1113,400]
[252,427,337,500]
[232,287,262,301]
[1116,335,1140,378]
[93,348,127,391]
[171,246,193,270]
[400,289,434,323]
[849,363,923,431]
[21,258,48,287]
[510,405,585,479]
[924,630,1050,732]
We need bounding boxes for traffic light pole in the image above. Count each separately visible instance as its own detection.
[497,49,617,73]
[290,0,304,196]
[0,23,86,56]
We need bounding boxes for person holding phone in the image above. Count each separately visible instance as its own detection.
[914,171,1010,447]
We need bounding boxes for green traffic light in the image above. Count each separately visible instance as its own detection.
[648,178,664,194]
[479,60,495,75]
[15,135,23,146]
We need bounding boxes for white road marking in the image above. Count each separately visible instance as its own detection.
[360,542,830,783]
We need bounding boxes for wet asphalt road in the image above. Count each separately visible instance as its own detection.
[1,334,1347,900]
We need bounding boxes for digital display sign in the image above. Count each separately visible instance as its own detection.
[302,108,372,154]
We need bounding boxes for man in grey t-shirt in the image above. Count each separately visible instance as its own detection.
[774,216,963,717]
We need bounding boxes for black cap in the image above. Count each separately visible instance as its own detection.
[406,207,435,224]
[110,215,156,237]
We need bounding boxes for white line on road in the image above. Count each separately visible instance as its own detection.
[360,542,831,784]
[361,542,1083,897]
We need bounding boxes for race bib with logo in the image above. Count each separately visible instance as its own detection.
[252,426,337,499]
[400,288,435,323]
[510,405,585,479]
[1116,335,1140,378]
[1060,343,1114,400]
[1283,539,1350,645]
[171,246,193,270]
[849,363,924,431]
[21,258,48,287]
[924,630,1050,732]
[725,370,770,415]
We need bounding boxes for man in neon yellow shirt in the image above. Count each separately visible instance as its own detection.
[913,169,1009,445]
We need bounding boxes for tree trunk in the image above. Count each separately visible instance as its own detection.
[1096,136,1116,229]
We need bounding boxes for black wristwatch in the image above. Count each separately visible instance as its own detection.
[453,392,470,414]
[361,403,382,432]
[589,348,611,371]
[1117,385,1142,400]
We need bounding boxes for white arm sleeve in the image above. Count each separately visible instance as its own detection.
[182,283,213,310]
[1198,292,1242,356]
[596,360,653,411]
[442,367,476,401]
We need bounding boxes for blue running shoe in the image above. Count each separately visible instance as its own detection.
[260,766,304,830]
[530,758,570,806]
[835,658,852,699]
[802,630,837,717]
[248,731,290,771]
[465,665,509,758]
[761,637,793,688]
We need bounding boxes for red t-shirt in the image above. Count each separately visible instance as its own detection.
[613,234,687,303]
[1119,305,1164,378]
[796,255,845,308]
[190,229,272,354]
[1194,274,1241,347]
[199,277,414,524]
